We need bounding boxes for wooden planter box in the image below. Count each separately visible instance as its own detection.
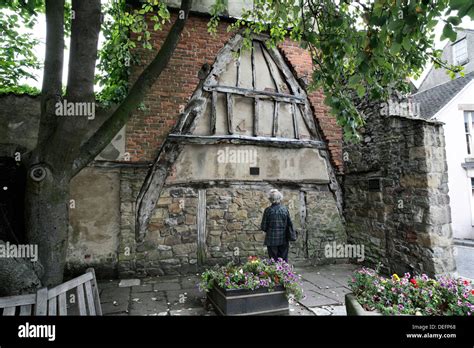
[207,285,289,316]
[345,293,382,316]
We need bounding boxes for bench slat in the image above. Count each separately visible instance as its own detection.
[47,272,94,299]
[58,293,67,316]
[0,268,102,317]
[84,281,96,315]
[35,288,48,316]
[19,304,31,316]
[48,297,57,315]
[87,268,102,316]
[76,284,87,316]
[3,307,16,316]
[0,294,36,308]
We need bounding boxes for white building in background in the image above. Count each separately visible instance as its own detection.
[413,28,474,241]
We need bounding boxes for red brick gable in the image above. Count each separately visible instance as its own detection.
[127,13,343,174]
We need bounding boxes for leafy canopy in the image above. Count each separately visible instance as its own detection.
[2,0,474,139]
[0,0,170,105]
[0,0,42,91]
[211,0,474,141]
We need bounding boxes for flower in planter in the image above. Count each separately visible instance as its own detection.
[349,267,474,316]
[198,256,303,301]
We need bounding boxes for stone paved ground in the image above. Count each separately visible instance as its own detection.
[98,263,357,316]
[454,244,474,281]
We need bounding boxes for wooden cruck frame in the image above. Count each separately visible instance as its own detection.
[135,33,343,241]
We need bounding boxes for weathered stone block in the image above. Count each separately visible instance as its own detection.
[164,235,181,245]
[208,209,224,219]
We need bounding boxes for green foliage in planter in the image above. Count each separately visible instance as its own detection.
[199,256,304,302]
[349,267,474,316]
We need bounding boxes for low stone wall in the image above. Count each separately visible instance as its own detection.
[65,165,345,278]
[344,108,455,276]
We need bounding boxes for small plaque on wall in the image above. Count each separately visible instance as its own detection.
[368,178,381,192]
[250,167,260,176]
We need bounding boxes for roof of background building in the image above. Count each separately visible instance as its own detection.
[411,72,474,119]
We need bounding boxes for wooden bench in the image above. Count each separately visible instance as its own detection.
[0,268,102,316]
[0,288,48,316]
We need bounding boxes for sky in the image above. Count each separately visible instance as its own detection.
[16,8,474,91]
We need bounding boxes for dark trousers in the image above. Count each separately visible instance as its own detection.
[267,244,289,262]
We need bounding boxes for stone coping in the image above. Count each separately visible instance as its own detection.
[345,293,381,316]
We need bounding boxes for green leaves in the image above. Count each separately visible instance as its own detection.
[0,4,41,88]
[441,23,457,42]
[219,0,467,141]
[96,0,170,106]
[450,0,474,19]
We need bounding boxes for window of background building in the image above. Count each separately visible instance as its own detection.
[464,111,474,155]
[453,38,469,66]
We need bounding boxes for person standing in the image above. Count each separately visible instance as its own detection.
[260,189,295,262]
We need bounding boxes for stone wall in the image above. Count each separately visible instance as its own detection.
[116,172,345,277]
[66,167,121,278]
[344,107,456,276]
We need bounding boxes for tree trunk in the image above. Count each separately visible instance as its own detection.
[25,166,70,287]
[0,0,192,294]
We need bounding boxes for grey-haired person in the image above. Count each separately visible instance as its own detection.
[260,189,295,262]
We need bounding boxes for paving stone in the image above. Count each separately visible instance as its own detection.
[142,278,159,285]
[101,300,129,315]
[310,305,347,316]
[181,276,200,289]
[153,281,182,291]
[119,279,141,287]
[100,286,130,304]
[299,290,340,307]
[169,307,215,316]
[129,293,168,316]
[326,273,352,287]
[289,303,314,316]
[310,307,332,316]
[155,275,180,283]
[300,279,320,293]
[132,284,154,293]
[98,264,355,316]
[329,305,347,316]
[300,273,341,289]
[312,286,350,303]
[166,288,205,308]
[98,280,120,290]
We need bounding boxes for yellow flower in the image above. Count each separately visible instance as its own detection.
[392,274,400,281]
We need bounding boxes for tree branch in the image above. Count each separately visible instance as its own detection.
[34,0,64,161]
[71,0,193,176]
[43,0,102,172]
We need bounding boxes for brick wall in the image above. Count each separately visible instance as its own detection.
[278,40,343,173]
[127,14,233,162]
[126,13,343,173]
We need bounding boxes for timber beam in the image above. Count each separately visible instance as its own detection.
[167,133,327,149]
[203,85,305,104]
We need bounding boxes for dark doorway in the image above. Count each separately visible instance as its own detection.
[0,157,26,243]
